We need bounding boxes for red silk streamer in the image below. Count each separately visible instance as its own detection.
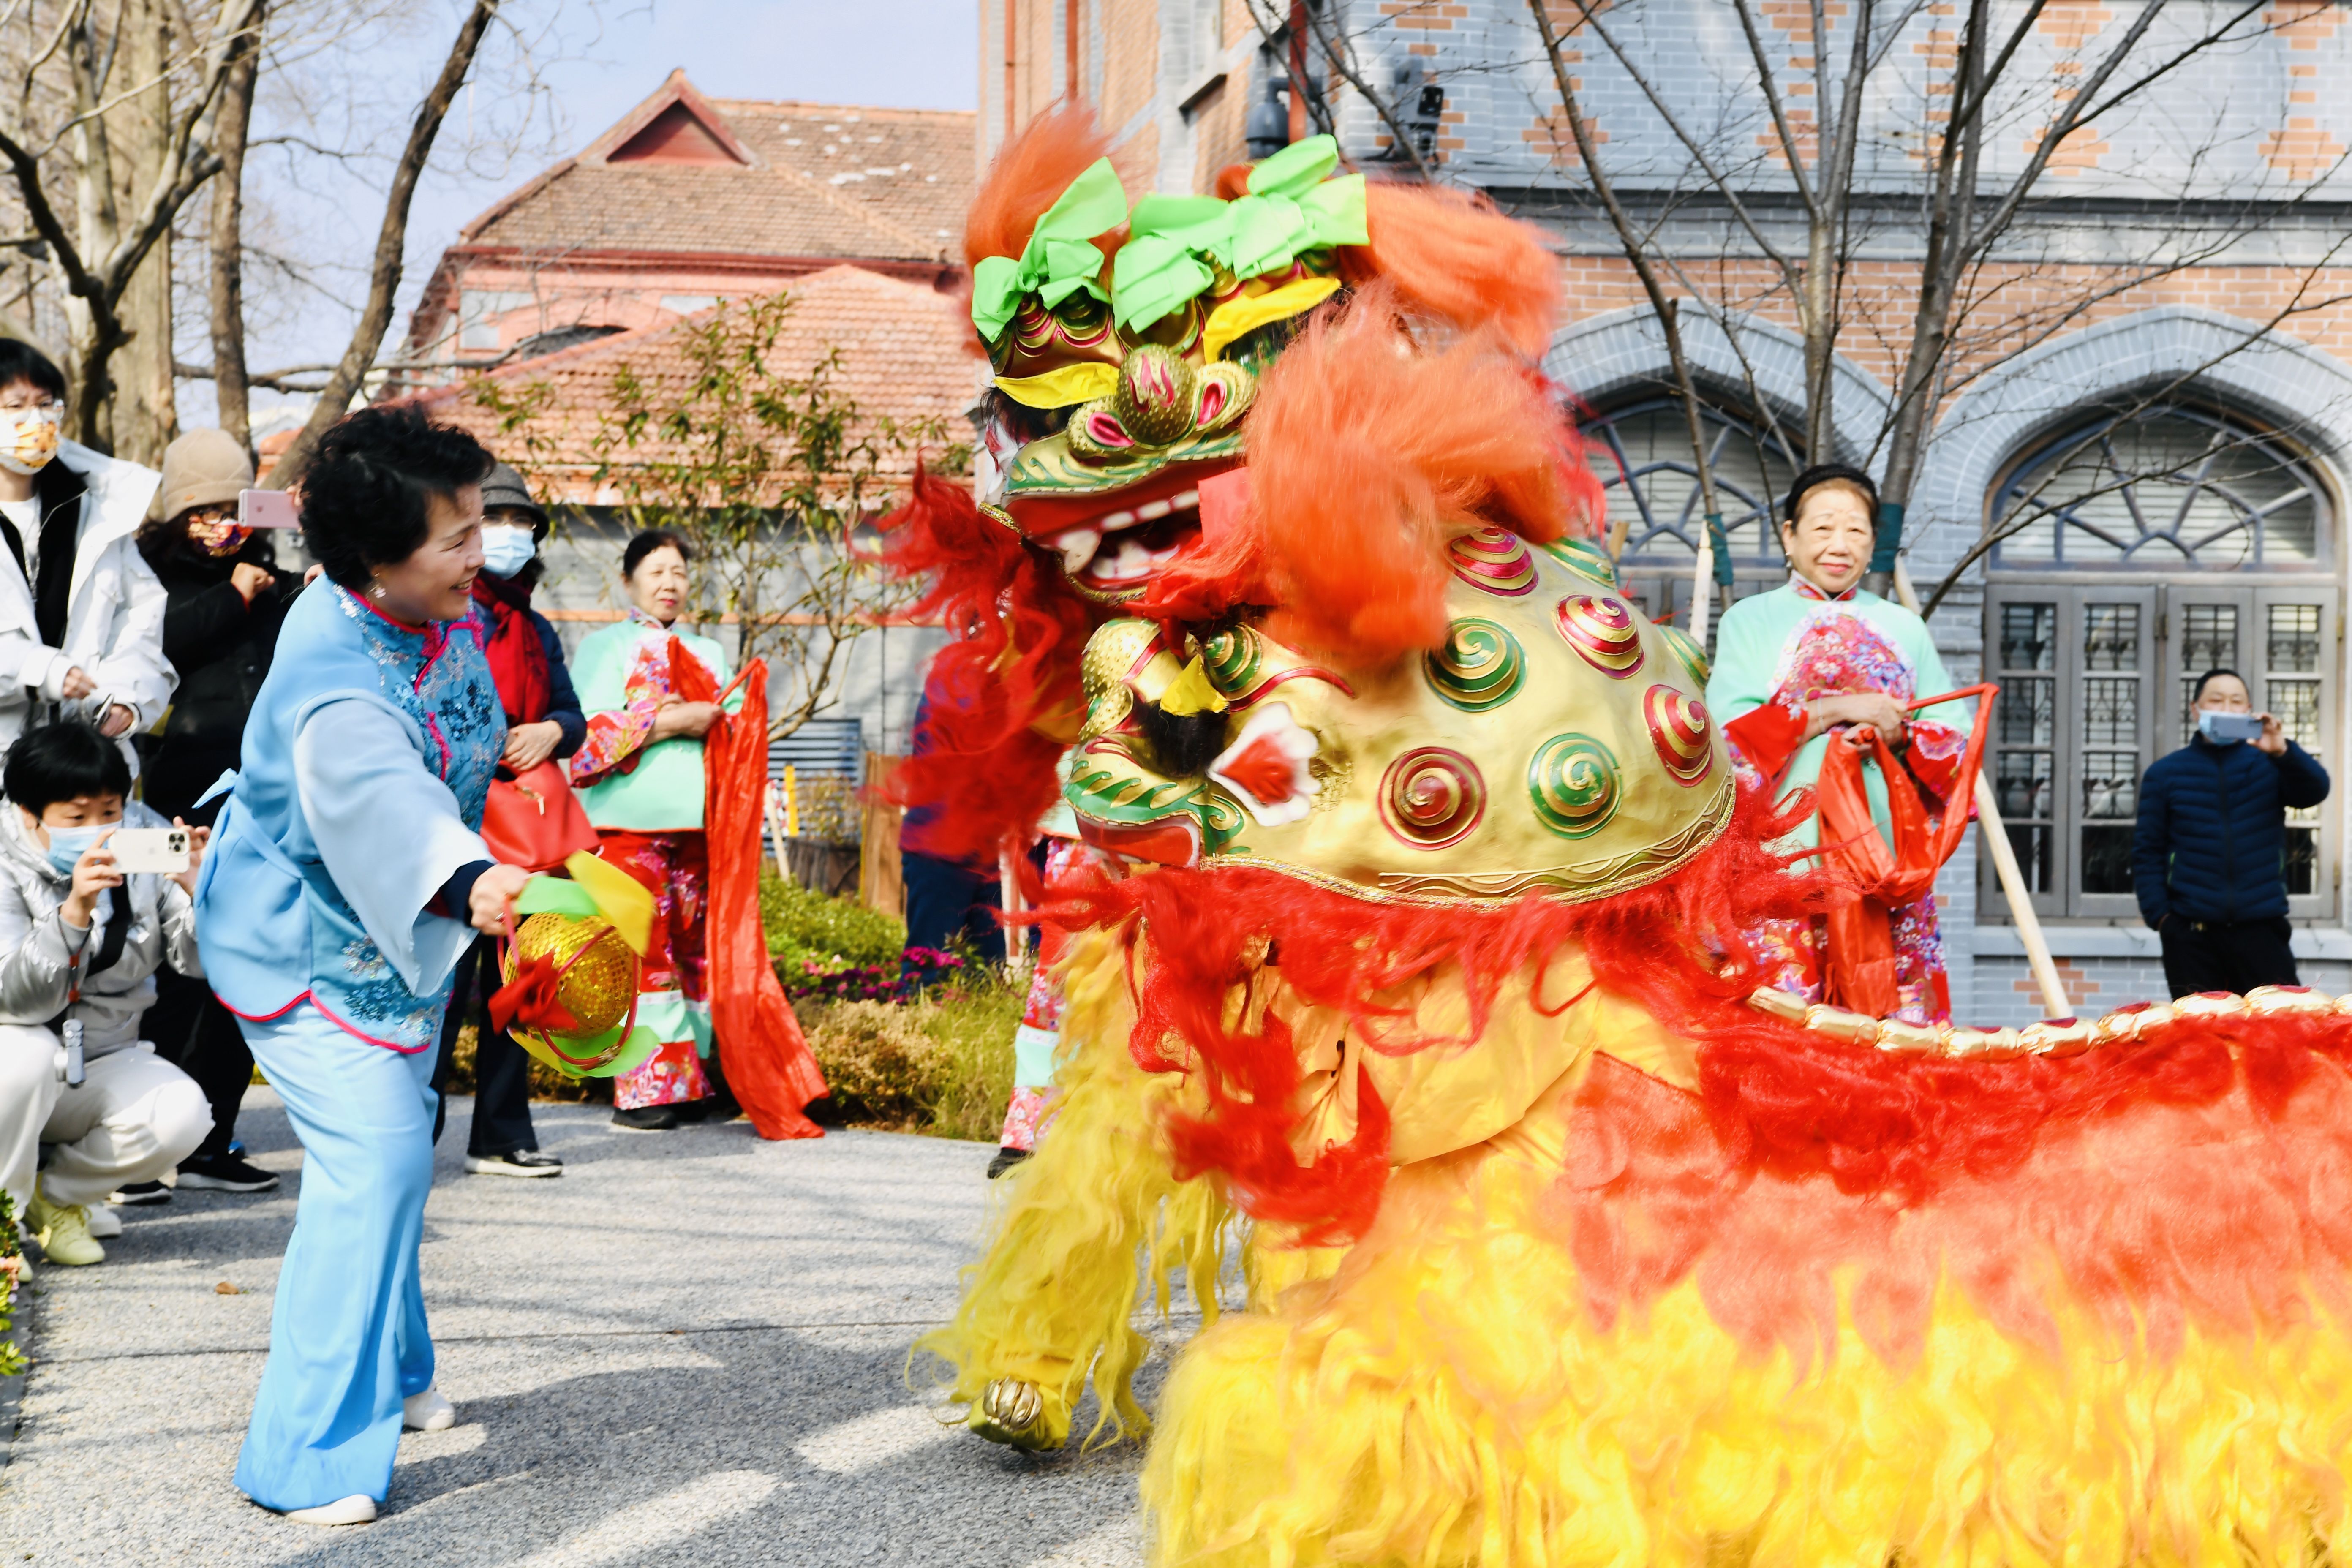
[1811,683,1996,1017]
[670,637,828,1139]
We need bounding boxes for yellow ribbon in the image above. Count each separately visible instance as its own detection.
[1201,275,1344,364]
[992,363,1122,408]
[1157,656,1230,717]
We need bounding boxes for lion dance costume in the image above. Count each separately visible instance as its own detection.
[885,110,2352,1566]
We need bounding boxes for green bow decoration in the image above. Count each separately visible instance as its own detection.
[970,158,1130,341]
[1112,135,1369,333]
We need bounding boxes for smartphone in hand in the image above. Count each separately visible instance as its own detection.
[2201,711,2267,743]
[107,827,191,874]
[237,488,300,529]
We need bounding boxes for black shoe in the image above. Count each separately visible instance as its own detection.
[985,1147,1033,1180]
[465,1149,564,1177]
[108,1179,171,1205]
[174,1154,280,1193]
[611,1105,681,1132]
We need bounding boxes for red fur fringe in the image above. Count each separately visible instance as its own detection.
[1559,1013,2352,1368]
[1235,290,1602,661]
[1340,182,1563,359]
[1047,785,1819,1244]
[874,468,1091,863]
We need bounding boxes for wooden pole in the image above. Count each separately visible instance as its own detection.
[764,781,790,884]
[1891,560,2072,1019]
[1688,532,1715,648]
[1001,849,1031,979]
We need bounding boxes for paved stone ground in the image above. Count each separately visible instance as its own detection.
[0,1090,1174,1567]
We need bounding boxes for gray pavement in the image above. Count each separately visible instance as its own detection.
[0,1090,1166,1566]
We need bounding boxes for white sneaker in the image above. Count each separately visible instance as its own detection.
[282,1494,376,1527]
[84,1204,122,1239]
[402,1388,455,1432]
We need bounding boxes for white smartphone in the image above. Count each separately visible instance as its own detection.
[107,826,191,874]
[237,488,300,529]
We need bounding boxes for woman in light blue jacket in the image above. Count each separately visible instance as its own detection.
[193,408,531,1526]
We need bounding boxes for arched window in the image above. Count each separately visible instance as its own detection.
[1581,397,1803,625]
[1983,402,2338,921]
[1991,406,2328,570]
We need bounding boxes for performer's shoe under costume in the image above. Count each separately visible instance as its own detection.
[889,109,2352,1565]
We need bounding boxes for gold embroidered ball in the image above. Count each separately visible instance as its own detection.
[506,912,635,1038]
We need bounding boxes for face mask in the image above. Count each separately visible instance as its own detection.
[480,524,537,580]
[0,406,59,477]
[41,822,107,877]
[190,518,253,558]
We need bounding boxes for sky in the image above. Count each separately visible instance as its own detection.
[212,0,978,430]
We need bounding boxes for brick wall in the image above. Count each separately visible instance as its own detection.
[1968,956,2352,1028]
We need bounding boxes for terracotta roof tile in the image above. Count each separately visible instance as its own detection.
[413,265,983,504]
[463,93,973,264]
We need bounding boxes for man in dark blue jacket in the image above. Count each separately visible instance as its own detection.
[2134,668,2331,997]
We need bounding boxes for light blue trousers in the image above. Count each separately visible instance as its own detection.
[234,1001,438,1511]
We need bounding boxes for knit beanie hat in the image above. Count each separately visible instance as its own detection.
[480,462,549,536]
[156,428,253,520]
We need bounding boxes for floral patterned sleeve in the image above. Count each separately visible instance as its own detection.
[1723,694,1812,782]
[568,639,669,787]
[1900,718,1970,806]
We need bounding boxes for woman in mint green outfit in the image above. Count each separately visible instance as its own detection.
[566,531,730,1130]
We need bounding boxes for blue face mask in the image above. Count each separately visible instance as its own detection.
[479,524,537,580]
[42,822,108,877]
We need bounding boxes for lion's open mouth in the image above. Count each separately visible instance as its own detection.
[1045,488,1202,592]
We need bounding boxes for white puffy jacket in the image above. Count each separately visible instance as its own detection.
[0,798,200,1059]
[0,439,171,767]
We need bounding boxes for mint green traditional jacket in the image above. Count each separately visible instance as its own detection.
[566,612,734,833]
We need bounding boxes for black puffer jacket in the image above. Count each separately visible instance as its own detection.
[2133,733,2332,927]
[137,532,302,823]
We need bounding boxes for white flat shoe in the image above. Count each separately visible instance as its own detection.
[84,1204,122,1239]
[283,1494,376,1526]
[403,1387,455,1432]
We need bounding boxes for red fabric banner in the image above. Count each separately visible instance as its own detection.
[670,637,828,1139]
[1812,683,1995,1018]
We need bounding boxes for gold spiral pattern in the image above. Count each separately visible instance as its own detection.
[1380,747,1487,849]
[1446,526,1538,596]
[1552,594,1645,678]
[1527,734,1621,840]
[1424,618,1526,712]
[1643,684,1715,787]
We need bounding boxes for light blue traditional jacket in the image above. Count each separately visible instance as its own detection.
[193,580,504,1050]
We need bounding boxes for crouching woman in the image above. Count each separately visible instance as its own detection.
[0,721,213,1266]
[193,407,531,1526]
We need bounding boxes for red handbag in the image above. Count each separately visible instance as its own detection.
[481,758,601,872]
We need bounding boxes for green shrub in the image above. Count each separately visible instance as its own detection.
[800,970,1023,1140]
[760,868,904,977]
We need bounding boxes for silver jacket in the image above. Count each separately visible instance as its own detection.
[0,798,200,1059]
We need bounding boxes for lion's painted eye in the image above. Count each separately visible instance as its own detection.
[1054,292,1109,333]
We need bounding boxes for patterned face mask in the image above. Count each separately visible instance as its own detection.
[0,406,59,476]
[187,515,253,558]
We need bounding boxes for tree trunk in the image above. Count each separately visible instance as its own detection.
[209,26,261,455]
[106,0,179,467]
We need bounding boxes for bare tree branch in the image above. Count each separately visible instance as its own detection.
[266,0,500,488]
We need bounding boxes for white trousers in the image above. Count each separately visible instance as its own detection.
[0,1025,212,1216]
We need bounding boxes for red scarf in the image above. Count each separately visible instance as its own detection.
[1812,683,1995,1017]
[471,573,551,725]
[669,636,828,1139]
